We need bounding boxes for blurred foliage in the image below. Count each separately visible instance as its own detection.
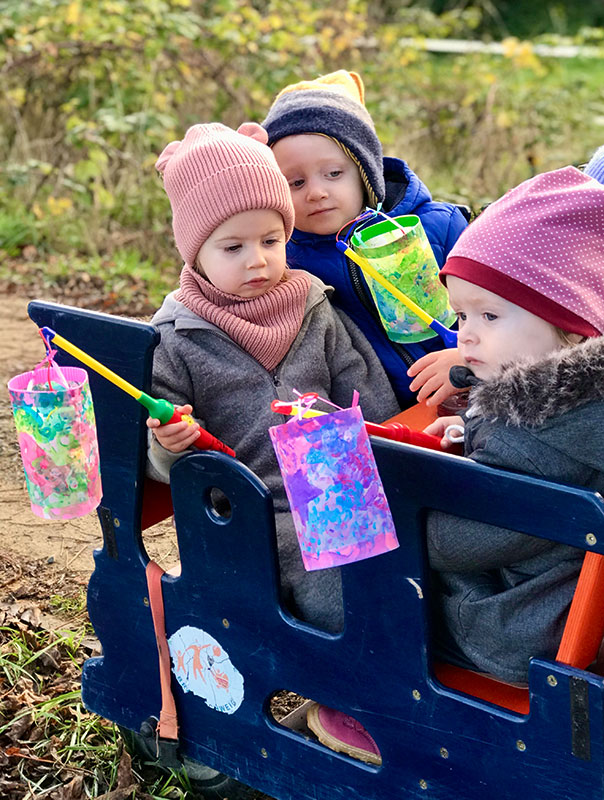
[429,0,604,39]
[0,0,603,299]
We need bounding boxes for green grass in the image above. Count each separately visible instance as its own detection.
[0,209,39,256]
[0,242,180,312]
[0,617,202,798]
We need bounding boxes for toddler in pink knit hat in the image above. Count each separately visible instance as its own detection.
[424,166,604,684]
[146,123,399,641]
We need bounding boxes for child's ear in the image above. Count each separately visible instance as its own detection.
[237,122,269,145]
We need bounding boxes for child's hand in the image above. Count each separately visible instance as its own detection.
[146,404,201,453]
[423,415,464,450]
[407,348,465,406]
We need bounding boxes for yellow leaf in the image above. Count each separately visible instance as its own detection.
[32,203,45,220]
[47,196,73,216]
[513,43,543,73]
[7,88,26,107]
[501,37,519,58]
[153,92,168,111]
[65,1,80,25]
[399,50,418,67]
[60,98,79,113]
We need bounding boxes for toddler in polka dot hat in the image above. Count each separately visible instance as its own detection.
[423,166,604,685]
[441,165,604,339]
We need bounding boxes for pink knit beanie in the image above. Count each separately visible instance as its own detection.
[441,166,604,337]
[156,123,295,267]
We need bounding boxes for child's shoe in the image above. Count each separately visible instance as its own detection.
[306,702,382,765]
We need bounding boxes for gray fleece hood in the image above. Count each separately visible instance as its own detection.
[469,336,604,428]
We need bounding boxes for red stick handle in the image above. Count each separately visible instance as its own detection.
[365,421,445,452]
[270,401,448,453]
[167,409,236,457]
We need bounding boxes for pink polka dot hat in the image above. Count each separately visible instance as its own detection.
[441,166,604,337]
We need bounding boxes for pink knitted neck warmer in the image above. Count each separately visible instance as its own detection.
[175,265,312,371]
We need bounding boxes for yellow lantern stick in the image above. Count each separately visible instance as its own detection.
[41,326,236,456]
[335,241,458,348]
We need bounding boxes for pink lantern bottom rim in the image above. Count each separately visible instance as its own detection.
[300,531,399,571]
[29,495,101,521]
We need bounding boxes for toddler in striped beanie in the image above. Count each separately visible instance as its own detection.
[258,70,469,407]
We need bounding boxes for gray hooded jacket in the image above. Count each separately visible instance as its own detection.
[428,337,604,683]
[148,273,400,632]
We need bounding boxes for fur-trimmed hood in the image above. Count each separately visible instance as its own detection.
[468,336,604,427]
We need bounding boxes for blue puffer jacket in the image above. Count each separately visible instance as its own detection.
[285,156,468,405]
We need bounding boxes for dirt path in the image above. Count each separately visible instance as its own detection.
[0,291,303,800]
[0,292,176,589]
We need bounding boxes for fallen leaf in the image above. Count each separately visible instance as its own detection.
[59,774,84,799]
[5,712,33,741]
[116,748,133,787]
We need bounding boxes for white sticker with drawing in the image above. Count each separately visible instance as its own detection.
[168,625,244,714]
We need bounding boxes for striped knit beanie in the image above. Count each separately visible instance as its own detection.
[156,123,295,267]
[441,166,604,337]
[262,70,385,207]
[585,145,604,185]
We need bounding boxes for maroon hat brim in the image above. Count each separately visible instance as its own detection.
[441,256,600,338]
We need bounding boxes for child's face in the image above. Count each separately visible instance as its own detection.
[447,276,565,380]
[196,209,287,298]
[271,134,365,235]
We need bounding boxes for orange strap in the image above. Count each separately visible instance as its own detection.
[145,560,179,741]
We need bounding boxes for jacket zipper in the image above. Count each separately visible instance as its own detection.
[347,257,415,368]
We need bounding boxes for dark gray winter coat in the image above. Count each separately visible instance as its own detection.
[428,337,604,683]
[148,273,400,633]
